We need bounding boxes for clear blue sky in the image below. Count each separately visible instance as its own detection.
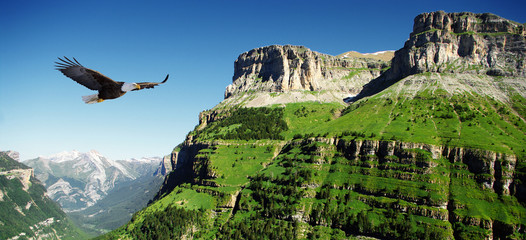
[1,0,525,160]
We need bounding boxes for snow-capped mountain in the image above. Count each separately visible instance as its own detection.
[24,150,162,212]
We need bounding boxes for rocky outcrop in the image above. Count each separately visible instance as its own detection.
[197,109,229,130]
[4,150,20,161]
[161,136,520,204]
[393,11,526,79]
[154,141,212,200]
[155,154,174,176]
[296,137,524,238]
[182,136,522,238]
[357,11,526,100]
[0,169,34,191]
[225,45,389,99]
[443,146,517,195]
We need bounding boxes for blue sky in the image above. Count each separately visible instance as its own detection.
[1,0,525,160]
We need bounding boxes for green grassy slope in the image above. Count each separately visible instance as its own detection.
[314,80,526,158]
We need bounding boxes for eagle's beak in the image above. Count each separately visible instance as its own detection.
[136,85,141,90]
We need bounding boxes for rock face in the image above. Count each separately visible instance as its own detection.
[358,11,526,99]
[155,154,175,176]
[393,11,526,78]
[225,45,390,99]
[332,138,518,196]
[154,141,211,200]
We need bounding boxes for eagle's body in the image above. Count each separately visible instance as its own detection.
[55,57,168,103]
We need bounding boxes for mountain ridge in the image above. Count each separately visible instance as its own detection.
[24,150,143,211]
[23,150,168,236]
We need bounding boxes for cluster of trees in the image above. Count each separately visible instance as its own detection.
[233,140,454,239]
[248,173,305,219]
[216,107,288,140]
[217,216,299,240]
[293,106,315,118]
[453,102,477,122]
[292,132,331,139]
[308,194,450,239]
[217,149,309,239]
[126,205,205,240]
[341,99,368,116]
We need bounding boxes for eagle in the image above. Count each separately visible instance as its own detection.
[55,57,168,104]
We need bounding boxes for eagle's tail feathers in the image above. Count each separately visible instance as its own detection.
[82,94,100,104]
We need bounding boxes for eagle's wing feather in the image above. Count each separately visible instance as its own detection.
[133,74,169,91]
[55,57,119,90]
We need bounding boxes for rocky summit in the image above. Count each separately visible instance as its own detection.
[360,11,526,99]
[399,11,526,77]
[222,45,390,107]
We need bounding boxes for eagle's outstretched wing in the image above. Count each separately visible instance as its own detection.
[133,74,169,91]
[55,57,119,90]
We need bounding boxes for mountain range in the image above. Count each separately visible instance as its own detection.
[23,150,167,236]
[100,11,525,240]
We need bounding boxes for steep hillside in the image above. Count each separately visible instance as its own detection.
[68,172,165,236]
[0,151,87,239]
[102,11,525,240]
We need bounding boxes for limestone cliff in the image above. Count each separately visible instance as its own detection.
[224,45,390,100]
[358,11,526,99]
[394,11,525,77]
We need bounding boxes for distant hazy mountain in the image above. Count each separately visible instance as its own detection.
[23,150,167,236]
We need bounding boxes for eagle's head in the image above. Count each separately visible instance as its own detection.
[121,83,141,92]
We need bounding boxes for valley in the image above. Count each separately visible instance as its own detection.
[23,151,166,236]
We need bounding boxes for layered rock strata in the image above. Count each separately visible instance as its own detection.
[394,11,526,78]
[225,45,389,99]
[359,11,526,99]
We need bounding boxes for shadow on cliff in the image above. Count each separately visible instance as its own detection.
[345,66,403,103]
